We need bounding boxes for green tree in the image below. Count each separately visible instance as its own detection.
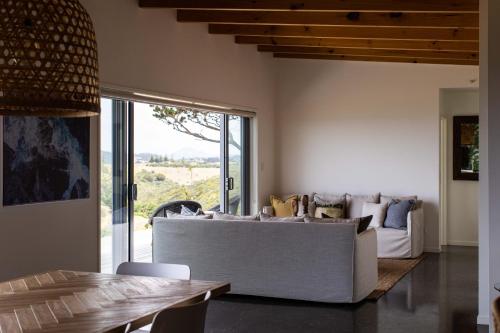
[151,105,241,150]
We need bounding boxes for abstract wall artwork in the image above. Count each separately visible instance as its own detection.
[3,117,90,206]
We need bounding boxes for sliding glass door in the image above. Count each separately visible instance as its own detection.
[221,115,250,215]
[100,98,130,273]
[131,101,225,262]
[100,97,250,272]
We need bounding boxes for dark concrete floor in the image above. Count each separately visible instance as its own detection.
[206,246,487,333]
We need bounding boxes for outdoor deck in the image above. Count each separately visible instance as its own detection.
[101,229,152,273]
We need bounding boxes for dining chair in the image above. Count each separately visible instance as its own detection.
[125,291,211,333]
[116,262,191,280]
[494,296,500,333]
[117,262,192,333]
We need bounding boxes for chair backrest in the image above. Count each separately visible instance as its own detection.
[116,262,191,280]
[150,291,211,333]
[209,195,240,214]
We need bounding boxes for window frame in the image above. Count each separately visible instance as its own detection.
[101,96,252,266]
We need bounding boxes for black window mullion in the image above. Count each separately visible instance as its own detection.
[241,117,251,215]
[127,101,134,262]
[220,114,229,213]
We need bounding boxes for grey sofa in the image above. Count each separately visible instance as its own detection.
[153,218,377,303]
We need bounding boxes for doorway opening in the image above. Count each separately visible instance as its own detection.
[439,88,479,248]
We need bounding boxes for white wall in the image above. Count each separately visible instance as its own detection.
[440,89,479,247]
[81,0,277,211]
[275,59,478,252]
[479,0,500,328]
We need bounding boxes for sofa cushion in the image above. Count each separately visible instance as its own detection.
[260,213,304,222]
[310,193,347,218]
[213,212,259,221]
[180,205,201,216]
[380,195,417,206]
[315,206,343,218]
[383,200,416,229]
[305,216,355,224]
[346,193,380,218]
[362,202,388,228]
[270,195,299,217]
[381,195,420,211]
[297,194,310,217]
[166,211,212,219]
[357,216,373,234]
[305,215,372,234]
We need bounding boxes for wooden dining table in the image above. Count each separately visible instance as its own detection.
[0,270,230,333]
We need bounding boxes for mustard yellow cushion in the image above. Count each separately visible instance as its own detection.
[270,195,299,217]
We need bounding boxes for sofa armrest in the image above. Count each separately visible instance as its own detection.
[407,207,424,257]
[262,206,274,216]
[353,228,378,302]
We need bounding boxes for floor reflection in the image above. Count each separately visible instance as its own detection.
[205,246,481,333]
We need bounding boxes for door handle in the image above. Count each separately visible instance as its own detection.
[130,184,138,201]
[226,177,234,191]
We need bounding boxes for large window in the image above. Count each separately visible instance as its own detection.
[100,97,251,273]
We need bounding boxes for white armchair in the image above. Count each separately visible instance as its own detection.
[376,206,424,259]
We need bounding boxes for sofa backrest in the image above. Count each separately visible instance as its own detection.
[153,218,360,302]
[309,192,381,218]
[346,193,380,218]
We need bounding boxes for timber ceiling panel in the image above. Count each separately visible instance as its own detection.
[139,0,479,66]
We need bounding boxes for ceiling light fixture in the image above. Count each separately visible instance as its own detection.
[0,0,100,117]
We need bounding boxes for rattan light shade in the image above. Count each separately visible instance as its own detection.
[0,0,100,117]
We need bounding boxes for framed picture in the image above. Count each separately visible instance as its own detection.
[3,117,90,206]
[453,115,479,181]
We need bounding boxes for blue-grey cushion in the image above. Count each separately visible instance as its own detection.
[383,200,415,229]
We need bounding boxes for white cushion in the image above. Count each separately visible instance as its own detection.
[361,202,388,228]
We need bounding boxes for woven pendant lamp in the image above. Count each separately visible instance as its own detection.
[0,0,100,117]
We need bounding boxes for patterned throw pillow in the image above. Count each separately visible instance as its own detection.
[270,195,299,217]
[166,211,212,219]
[310,193,347,218]
[357,215,373,233]
[315,205,344,218]
[180,205,203,216]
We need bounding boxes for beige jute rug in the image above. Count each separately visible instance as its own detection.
[366,254,426,300]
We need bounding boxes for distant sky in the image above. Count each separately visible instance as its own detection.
[100,99,240,158]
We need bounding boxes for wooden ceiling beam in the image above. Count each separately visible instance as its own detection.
[273,53,478,65]
[209,24,479,41]
[236,36,480,52]
[178,10,478,28]
[139,0,479,13]
[258,45,478,60]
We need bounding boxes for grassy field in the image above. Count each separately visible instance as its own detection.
[134,164,219,185]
